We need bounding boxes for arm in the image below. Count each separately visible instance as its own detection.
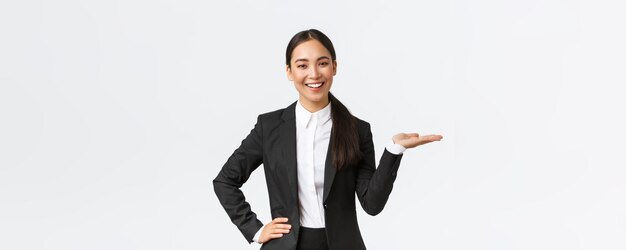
[355,123,443,215]
[355,122,404,215]
[213,115,264,243]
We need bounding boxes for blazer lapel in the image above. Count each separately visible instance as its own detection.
[279,102,299,204]
[323,130,336,204]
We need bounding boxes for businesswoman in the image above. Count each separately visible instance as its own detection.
[213,29,443,250]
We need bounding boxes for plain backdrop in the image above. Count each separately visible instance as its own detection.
[1,0,625,249]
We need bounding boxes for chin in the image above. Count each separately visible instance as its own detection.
[300,95,324,104]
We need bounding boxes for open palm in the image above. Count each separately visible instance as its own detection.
[392,133,443,149]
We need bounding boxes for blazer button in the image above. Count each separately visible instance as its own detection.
[324,204,327,209]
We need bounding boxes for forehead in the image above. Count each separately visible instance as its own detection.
[291,40,332,61]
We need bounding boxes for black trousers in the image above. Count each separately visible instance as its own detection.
[296,227,329,250]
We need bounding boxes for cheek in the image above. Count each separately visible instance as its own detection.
[292,72,307,83]
[322,68,335,77]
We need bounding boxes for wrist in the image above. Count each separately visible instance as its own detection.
[252,226,263,244]
[386,142,406,155]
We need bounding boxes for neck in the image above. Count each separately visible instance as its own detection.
[299,97,329,113]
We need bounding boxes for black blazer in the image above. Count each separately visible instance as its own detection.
[213,101,403,250]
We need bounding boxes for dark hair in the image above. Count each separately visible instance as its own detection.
[286,29,362,170]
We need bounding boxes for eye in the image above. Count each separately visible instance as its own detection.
[319,61,329,66]
[297,64,307,69]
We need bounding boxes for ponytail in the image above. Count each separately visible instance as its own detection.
[329,92,362,170]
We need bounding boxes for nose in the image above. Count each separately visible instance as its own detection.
[308,66,321,79]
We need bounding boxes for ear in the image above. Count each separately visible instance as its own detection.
[332,60,337,76]
[286,65,294,81]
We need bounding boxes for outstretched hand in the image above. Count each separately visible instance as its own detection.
[392,133,443,149]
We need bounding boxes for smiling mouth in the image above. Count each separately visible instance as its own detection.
[305,82,324,89]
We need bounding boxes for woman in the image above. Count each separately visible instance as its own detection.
[213,29,442,250]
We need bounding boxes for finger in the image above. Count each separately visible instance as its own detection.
[270,224,291,233]
[415,136,442,146]
[422,134,443,141]
[269,233,284,238]
[272,217,289,223]
[274,224,292,229]
[407,133,419,138]
[271,228,290,234]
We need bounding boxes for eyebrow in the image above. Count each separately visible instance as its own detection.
[294,56,331,63]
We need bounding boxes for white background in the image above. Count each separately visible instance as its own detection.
[1,0,625,249]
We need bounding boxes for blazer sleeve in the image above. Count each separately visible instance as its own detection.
[213,115,264,243]
[355,121,404,216]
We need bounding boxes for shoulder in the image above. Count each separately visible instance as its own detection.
[354,116,370,127]
[258,108,285,121]
[353,115,372,135]
[258,102,295,120]
[254,101,297,128]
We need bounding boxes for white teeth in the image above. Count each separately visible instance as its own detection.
[306,83,323,88]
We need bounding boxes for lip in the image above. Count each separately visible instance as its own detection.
[305,82,325,89]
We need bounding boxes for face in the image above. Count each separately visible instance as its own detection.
[287,39,337,111]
